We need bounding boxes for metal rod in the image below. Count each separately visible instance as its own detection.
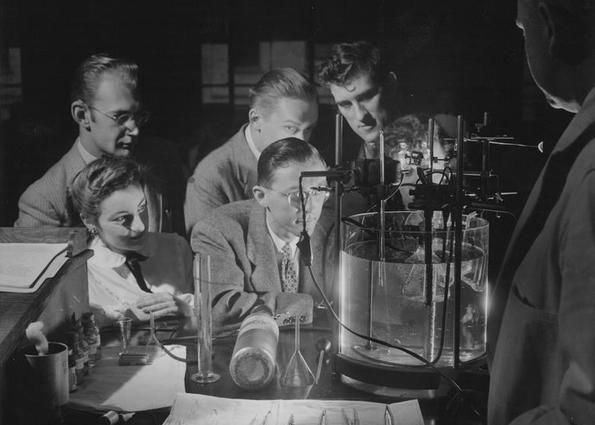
[428,117,435,175]
[424,210,433,307]
[335,113,343,167]
[481,138,490,199]
[333,113,344,348]
[366,262,374,350]
[445,137,540,150]
[453,116,465,369]
[377,130,386,261]
[379,130,385,183]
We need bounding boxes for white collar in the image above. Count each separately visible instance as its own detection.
[76,137,99,164]
[88,237,127,268]
[245,125,261,160]
[265,211,299,257]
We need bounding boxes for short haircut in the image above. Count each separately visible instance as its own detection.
[70,53,139,104]
[249,68,317,115]
[257,137,326,187]
[70,156,147,223]
[317,41,389,87]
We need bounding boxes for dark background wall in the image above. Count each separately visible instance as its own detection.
[0,0,573,225]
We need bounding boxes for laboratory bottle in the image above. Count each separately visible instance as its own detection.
[229,304,279,390]
[82,312,102,366]
[72,315,90,376]
[65,332,78,392]
[67,330,85,384]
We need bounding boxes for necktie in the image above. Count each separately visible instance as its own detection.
[281,243,298,293]
[125,254,152,293]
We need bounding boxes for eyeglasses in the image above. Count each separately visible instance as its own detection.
[267,187,330,209]
[88,106,150,127]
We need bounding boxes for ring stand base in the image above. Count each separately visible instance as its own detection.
[191,372,221,384]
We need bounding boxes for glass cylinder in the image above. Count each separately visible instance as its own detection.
[191,253,220,384]
[339,211,488,367]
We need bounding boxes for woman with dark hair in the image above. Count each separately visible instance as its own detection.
[70,156,193,326]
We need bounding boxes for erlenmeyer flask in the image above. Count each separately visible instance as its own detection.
[281,314,315,387]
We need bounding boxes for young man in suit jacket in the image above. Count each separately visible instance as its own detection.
[191,137,333,325]
[184,68,318,237]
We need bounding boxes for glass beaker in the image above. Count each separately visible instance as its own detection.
[339,211,489,368]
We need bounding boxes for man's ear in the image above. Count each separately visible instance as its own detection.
[383,71,398,95]
[386,71,398,86]
[249,108,261,131]
[542,3,587,65]
[252,185,267,207]
[71,100,91,130]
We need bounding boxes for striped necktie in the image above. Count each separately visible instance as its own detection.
[281,243,298,293]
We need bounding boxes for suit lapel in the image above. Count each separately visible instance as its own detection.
[489,96,595,354]
[246,203,282,292]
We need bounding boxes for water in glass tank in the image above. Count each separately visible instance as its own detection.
[339,211,488,368]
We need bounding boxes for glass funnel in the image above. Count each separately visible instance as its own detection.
[339,211,489,367]
[280,314,315,387]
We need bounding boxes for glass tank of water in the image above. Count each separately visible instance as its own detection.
[339,211,488,368]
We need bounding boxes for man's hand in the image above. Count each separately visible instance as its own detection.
[211,290,277,331]
[136,292,190,319]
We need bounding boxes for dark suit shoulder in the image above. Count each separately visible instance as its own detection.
[210,199,254,225]
[190,125,248,177]
[145,231,191,254]
[21,143,82,199]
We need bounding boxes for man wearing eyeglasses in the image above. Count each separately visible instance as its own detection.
[14,53,183,232]
[191,137,333,324]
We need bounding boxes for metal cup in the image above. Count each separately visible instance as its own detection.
[15,341,69,425]
[23,342,69,408]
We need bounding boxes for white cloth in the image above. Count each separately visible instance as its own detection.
[245,125,261,160]
[87,232,194,326]
[68,345,186,412]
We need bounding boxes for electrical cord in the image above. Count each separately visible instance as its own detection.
[305,265,483,422]
[429,222,455,365]
[28,246,69,289]
[155,339,194,364]
[364,172,405,213]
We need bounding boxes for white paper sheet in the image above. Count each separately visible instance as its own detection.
[0,243,68,293]
[68,345,186,412]
[163,393,424,425]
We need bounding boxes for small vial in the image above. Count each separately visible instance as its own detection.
[82,312,102,366]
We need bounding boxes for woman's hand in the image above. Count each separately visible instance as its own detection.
[135,292,192,319]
